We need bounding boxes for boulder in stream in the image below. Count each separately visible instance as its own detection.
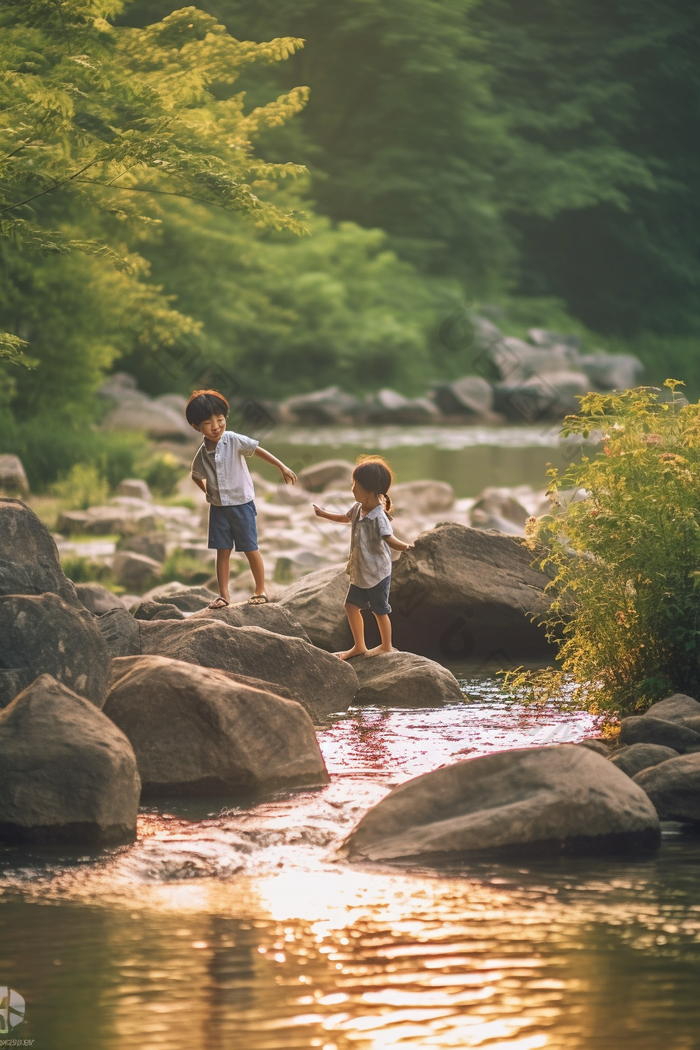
[0,674,140,845]
[610,743,679,778]
[618,716,700,753]
[645,694,700,724]
[190,601,311,641]
[341,745,661,862]
[633,753,700,824]
[349,651,463,707]
[103,655,329,796]
[0,593,110,710]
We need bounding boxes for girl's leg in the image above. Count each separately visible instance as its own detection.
[244,550,266,596]
[337,602,368,659]
[216,548,232,602]
[365,613,394,656]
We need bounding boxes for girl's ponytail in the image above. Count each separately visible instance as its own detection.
[381,493,393,519]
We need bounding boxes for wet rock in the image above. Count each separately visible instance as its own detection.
[139,619,358,721]
[103,655,329,797]
[75,582,125,615]
[96,607,142,658]
[298,459,354,493]
[633,753,700,824]
[0,593,110,709]
[112,550,163,590]
[349,651,463,707]
[645,694,700,724]
[0,675,140,845]
[611,743,679,778]
[133,600,185,621]
[0,498,80,605]
[341,745,660,862]
[431,376,494,417]
[577,738,612,756]
[0,454,29,496]
[190,602,311,641]
[619,716,700,753]
[116,478,152,501]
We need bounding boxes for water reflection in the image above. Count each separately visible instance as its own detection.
[1,686,700,1049]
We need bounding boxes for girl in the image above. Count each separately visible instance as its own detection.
[313,456,412,659]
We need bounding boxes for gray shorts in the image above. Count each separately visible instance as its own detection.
[208,500,258,551]
[346,575,392,616]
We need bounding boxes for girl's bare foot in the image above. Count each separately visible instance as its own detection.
[334,646,368,660]
[365,645,397,657]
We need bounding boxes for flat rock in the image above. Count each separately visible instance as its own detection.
[134,600,186,621]
[139,619,358,721]
[75,582,125,615]
[349,651,463,707]
[96,607,142,658]
[619,716,700,753]
[610,743,679,778]
[108,655,296,701]
[103,655,329,796]
[645,694,700,723]
[190,602,311,641]
[634,753,700,823]
[0,675,140,845]
[0,498,79,605]
[0,593,110,710]
[153,586,218,612]
[341,745,660,862]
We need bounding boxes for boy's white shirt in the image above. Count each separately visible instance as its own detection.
[346,502,394,588]
[191,430,259,506]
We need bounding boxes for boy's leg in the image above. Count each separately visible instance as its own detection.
[336,602,368,660]
[365,613,394,657]
[244,549,266,597]
[216,548,232,603]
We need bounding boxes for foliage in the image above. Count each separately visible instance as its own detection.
[509,381,700,715]
[160,547,212,585]
[136,450,182,496]
[60,553,113,584]
[51,461,110,509]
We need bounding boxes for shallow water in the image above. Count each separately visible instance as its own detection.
[2,678,700,1050]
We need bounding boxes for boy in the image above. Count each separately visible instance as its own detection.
[186,389,297,608]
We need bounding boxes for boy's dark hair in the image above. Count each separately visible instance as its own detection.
[185,389,230,426]
[353,456,394,517]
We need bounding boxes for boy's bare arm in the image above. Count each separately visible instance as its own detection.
[254,446,297,484]
[385,535,413,552]
[191,474,207,495]
[313,505,351,523]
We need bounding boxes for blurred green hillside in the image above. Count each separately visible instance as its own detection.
[1,0,699,483]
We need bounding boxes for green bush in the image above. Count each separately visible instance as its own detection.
[137,451,183,498]
[160,548,213,587]
[51,463,109,510]
[60,554,113,586]
[509,381,700,715]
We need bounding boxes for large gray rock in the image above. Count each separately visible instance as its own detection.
[96,606,142,658]
[349,651,463,707]
[610,743,679,778]
[0,675,140,845]
[75,582,125,615]
[190,602,311,641]
[102,397,193,440]
[139,619,358,721]
[116,534,167,563]
[494,371,589,422]
[0,455,29,496]
[367,389,439,425]
[298,460,354,493]
[0,498,79,605]
[112,550,163,590]
[281,386,361,425]
[577,352,644,391]
[619,716,700,753]
[109,655,297,702]
[57,505,158,537]
[634,753,700,824]
[432,376,494,418]
[645,694,700,724]
[0,593,110,710]
[281,525,553,659]
[391,480,455,515]
[470,487,530,536]
[341,745,660,862]
[103,655,329,796]
[134,600,186,621]
[152,586,217,612]
[116,478,152,501]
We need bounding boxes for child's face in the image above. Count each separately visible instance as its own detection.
[192,413,226,442]
[351,477,373,503]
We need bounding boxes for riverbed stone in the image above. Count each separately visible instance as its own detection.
[0,498,80,606]
[112,550,163,590]
[116,478,152,501]
[116,534,167,563]
[645,694,700,724]
[75,582,125,615]
[391,480,455,515]
[190,602,311,641]
[0,675,140,845]
[103,655,329,796]
[633,753,700,824]
[341,745,660,862]
[96,606,142,659]
[298,460,354,493]
[139,619,358,721]
[432,376,494,417]
[349,651,463,707]
[611,743,679,778]
[618,715,700,753]
[0,455,29,496]
[0,593,110,709]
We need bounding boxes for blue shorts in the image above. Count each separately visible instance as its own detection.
[208,500,258,551]
[346,575,392,616]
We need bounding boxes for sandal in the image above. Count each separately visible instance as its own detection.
[248,593,269,605]
[206,596,230,609]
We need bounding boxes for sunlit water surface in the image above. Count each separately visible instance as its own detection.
[2,676,700,1050]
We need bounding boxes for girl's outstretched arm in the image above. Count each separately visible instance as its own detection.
[385,535,413,552]
[313,505,351,523]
